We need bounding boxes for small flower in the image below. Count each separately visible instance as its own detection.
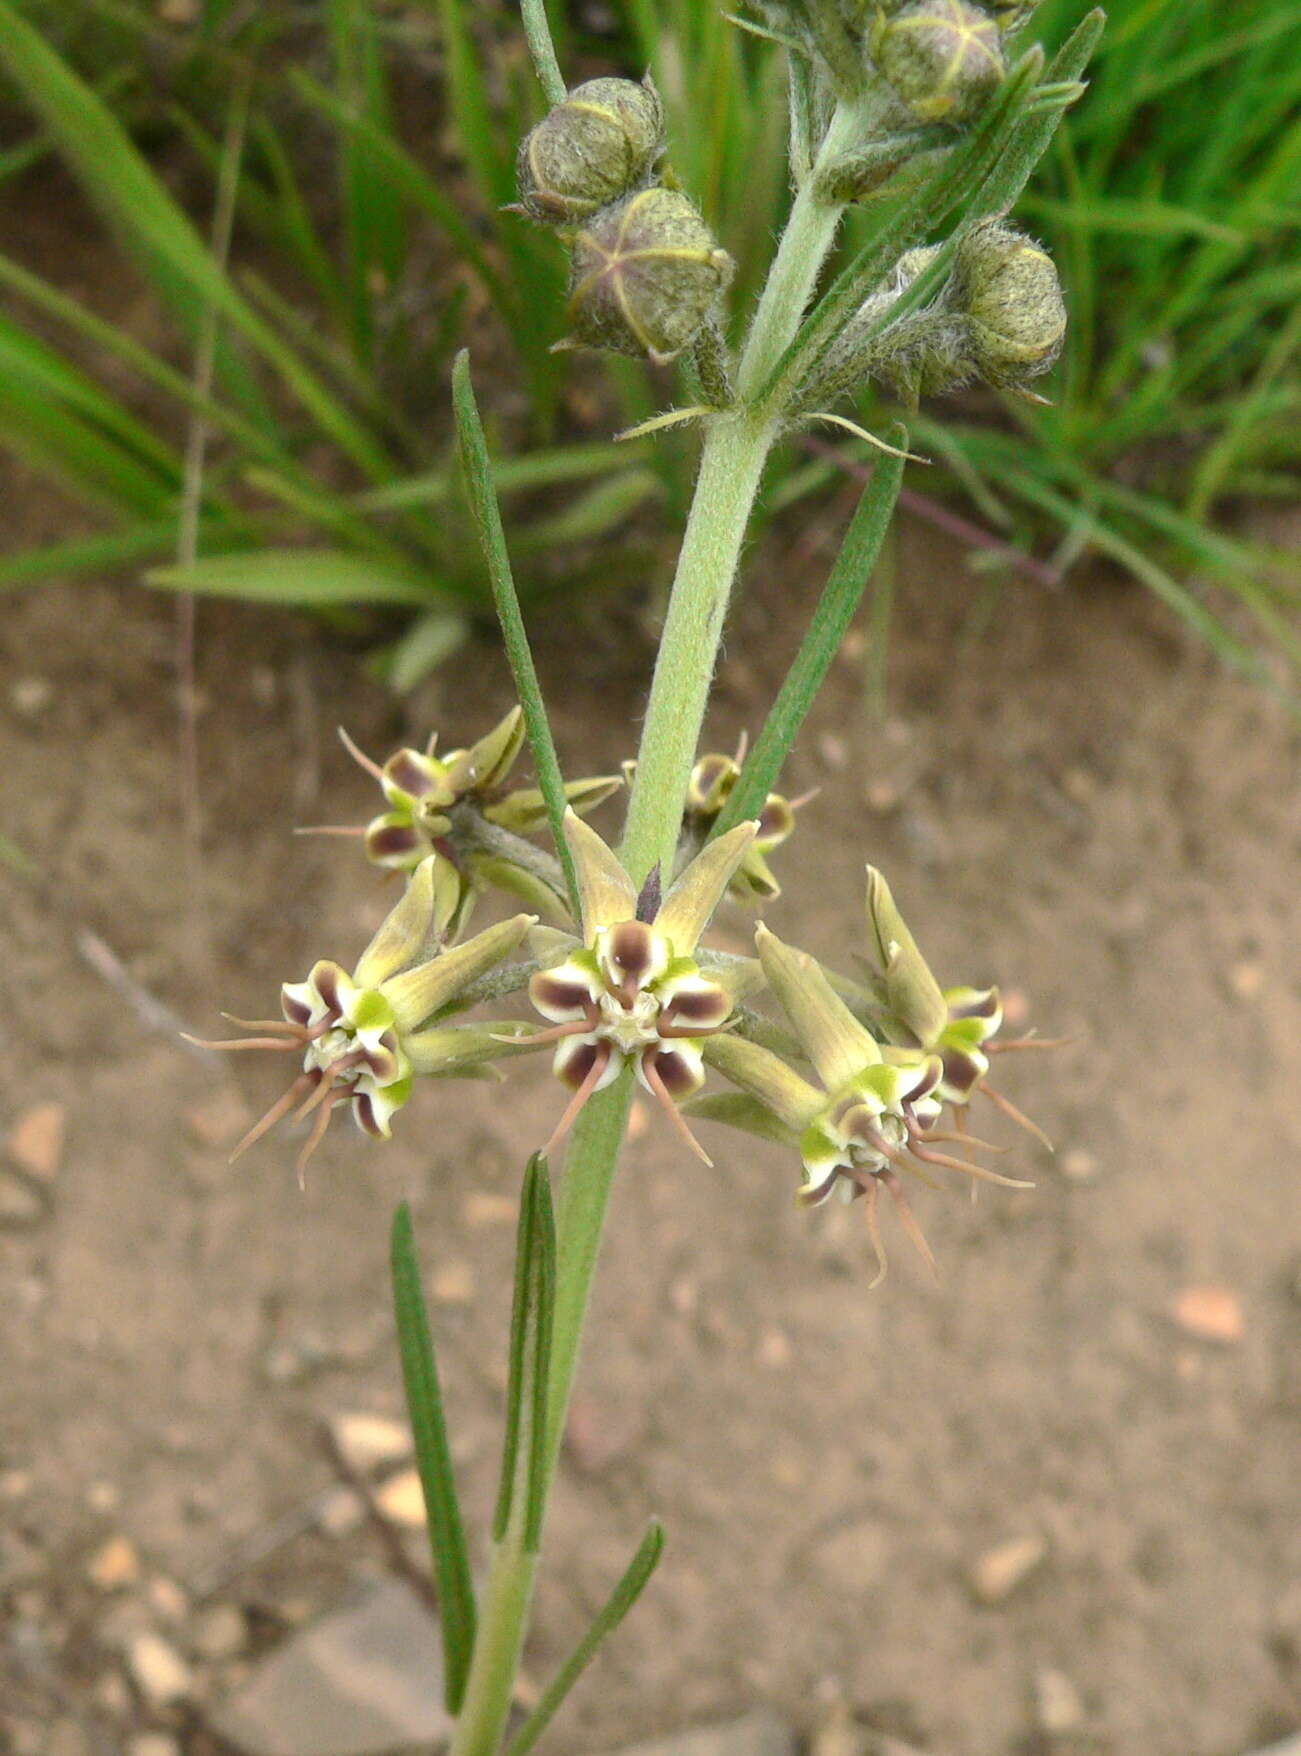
[187,856,536,1177]
[527,810,759,1160]
[683,748,809,902]
[697,922,1028,1283]
[562,188,734,364]
[863,865,1057,1143]
[516,76,665,225]
[871,0,1006,127]
[318,707,620,916]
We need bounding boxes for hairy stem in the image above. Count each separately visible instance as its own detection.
[620,99,863,885]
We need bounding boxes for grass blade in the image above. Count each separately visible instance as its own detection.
[0,0,393,481]
[390,1202,477,1716]
[452,349,581,922]
[503,1521,666,1756]
[713,433,907,837]
[145,548,442,606]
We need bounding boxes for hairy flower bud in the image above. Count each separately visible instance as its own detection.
[564,188,734,364]
[872,0,1006,125]
[516,76,665,225]
[952,221,1066,386]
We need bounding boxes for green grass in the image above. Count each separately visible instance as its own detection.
[0,0,1295,686]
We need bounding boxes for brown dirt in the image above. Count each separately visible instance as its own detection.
[2,444,1299,1756]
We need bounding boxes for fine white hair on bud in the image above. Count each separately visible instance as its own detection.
[516,76,665,225]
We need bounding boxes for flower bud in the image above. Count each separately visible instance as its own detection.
[516,76,665,225]
[953,221,1066,386]
[872,0,1006,125]
[564,188,734,364]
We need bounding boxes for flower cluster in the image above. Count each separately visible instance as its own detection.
[197,706,1052,1282]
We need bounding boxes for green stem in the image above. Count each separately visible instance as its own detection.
[450,93,865,1756]
[620,98,863,884]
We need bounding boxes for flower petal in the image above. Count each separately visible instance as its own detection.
[382,912,535,1032]
[864,866,949,1049]
[653,819,758,953]
[354,855,461,988]
[756,924,881,1093]
[703,1032,824,1130]
[530,957,603,1022]
[562,809,638,936]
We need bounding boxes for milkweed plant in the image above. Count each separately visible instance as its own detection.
[192,0,1102,1746]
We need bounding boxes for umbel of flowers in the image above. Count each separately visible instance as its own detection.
[200,709,1053,1278]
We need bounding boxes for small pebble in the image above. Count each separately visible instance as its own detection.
[126,1632,192,1707]
[967,1533,1048,1604]
[129,1735,182,1756]
[146,1576,188,1623]
[9,676,53,717]
[1172,1284,1244,1344]
[328,1411,411,1475]
[1059,1149,1098,1183]
[0,1467,32,1500]
[87,1480,120,1514]
[184,1089,251,1150]
[190,1602,248,1661]
[430,1259,476,1305]
[756,1327,792,1369]
[819,733,848,772]
[374,1468,427,1529]
[6,1103,66,1180]
[314,1486,366,1536]
[1228,960,1265,1000]
[87,1535,140,1592]
[462,1191,517,1228]
[1034,1666,1085,1735]
[864,779,900,813]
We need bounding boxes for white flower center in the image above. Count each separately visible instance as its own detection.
[596,988,662,1055]
[305,1026,361,1081]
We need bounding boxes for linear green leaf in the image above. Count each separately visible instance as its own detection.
[492,1157,540,1544]
[503,1520,665,1756]
[524,1157,556,1554]
[390,1203,477,1716]
[452,349,581,922]
[712,434,907,839]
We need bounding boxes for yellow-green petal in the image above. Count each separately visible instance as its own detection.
[654,820,758,953]
[755,923,881,1093]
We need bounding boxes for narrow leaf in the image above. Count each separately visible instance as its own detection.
[524,1158,556,1554]
[145,548,439,606]
[452,350,581,923]
[390,1203,477,1715]
[492,1158,540,1543]
[503,1521,666,1756]
[713,435,907,838]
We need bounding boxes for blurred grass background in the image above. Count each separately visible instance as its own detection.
[0,0,1296,688]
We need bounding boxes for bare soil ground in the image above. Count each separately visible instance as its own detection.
[2,440,1299,1756]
